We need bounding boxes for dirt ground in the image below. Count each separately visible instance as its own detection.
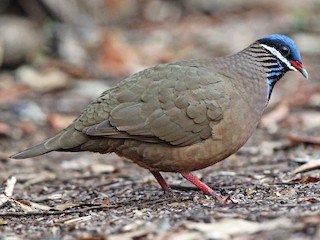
[0,1,320,239]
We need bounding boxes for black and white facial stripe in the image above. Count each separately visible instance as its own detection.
[258,44,295,101]
[260,44,296,72]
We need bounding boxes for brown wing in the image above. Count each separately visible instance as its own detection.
[75,61,230,147]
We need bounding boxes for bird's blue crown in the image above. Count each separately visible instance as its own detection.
[258,34,303,64]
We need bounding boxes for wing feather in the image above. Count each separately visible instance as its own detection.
[75,61,229,147]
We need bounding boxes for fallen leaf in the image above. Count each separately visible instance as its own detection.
[14,199,51,212]
[289,176,320,184]
[90,164,116,174]
[0,218,8,225]
[288,135,320,145]
[185,218,294,239]
[16,66,70,92]
[63,215,92,225]
[4,176,16,197]
[108,229,149,240]
[291,159,320,174]
[298,215,320,224]
[78,237,106,240]
[9,198,82,213]
[101,198,112,206]
[298,197,320,203]
[51,203,81,211]
[0,176,16,207]
[290,111,320,128]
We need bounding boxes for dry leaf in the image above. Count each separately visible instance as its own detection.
[14,199,51,212]
[298,197,320,203]
[185,218,294,239]
[51,203,81,211]
[288,135,320,145]
[292,159,320,174]
[108,229,149,240]
[0,194,10,207]
[101,198,111,205]
[0,218,8,225]
[11,199,81,212]
[4,176,16,197]
[78,237,106,240]
[90,164,116,174]
[63,215,92,225]
[16,66,70,92]
[294,111,320,128]
[0,176,16,206]
[289,176,320,184]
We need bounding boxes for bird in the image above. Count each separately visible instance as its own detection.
[11,34,308,204]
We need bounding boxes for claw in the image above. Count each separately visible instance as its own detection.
[181,172,237,204]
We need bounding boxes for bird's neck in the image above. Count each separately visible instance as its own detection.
[264,58,287,101]
[240,42,288,101]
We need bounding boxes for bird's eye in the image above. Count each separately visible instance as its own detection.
[280,46,290,57]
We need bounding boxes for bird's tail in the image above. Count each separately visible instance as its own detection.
[10,124,88,159]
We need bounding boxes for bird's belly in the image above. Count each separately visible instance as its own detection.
[116,117,257,172]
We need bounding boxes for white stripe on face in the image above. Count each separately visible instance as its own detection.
[260,44,296,71]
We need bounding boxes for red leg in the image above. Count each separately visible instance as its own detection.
[181,172,232,204]
[150,171,172,193]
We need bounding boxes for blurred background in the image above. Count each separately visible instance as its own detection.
[0,0,320,238]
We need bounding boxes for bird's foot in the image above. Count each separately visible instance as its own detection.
[181,172,237,204]
[150,170,173,193]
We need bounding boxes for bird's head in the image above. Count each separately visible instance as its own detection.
[257,34,308,79]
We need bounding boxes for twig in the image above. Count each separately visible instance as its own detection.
[0,204,120,216]
[0,197,191,217]
[287,135,320,145]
